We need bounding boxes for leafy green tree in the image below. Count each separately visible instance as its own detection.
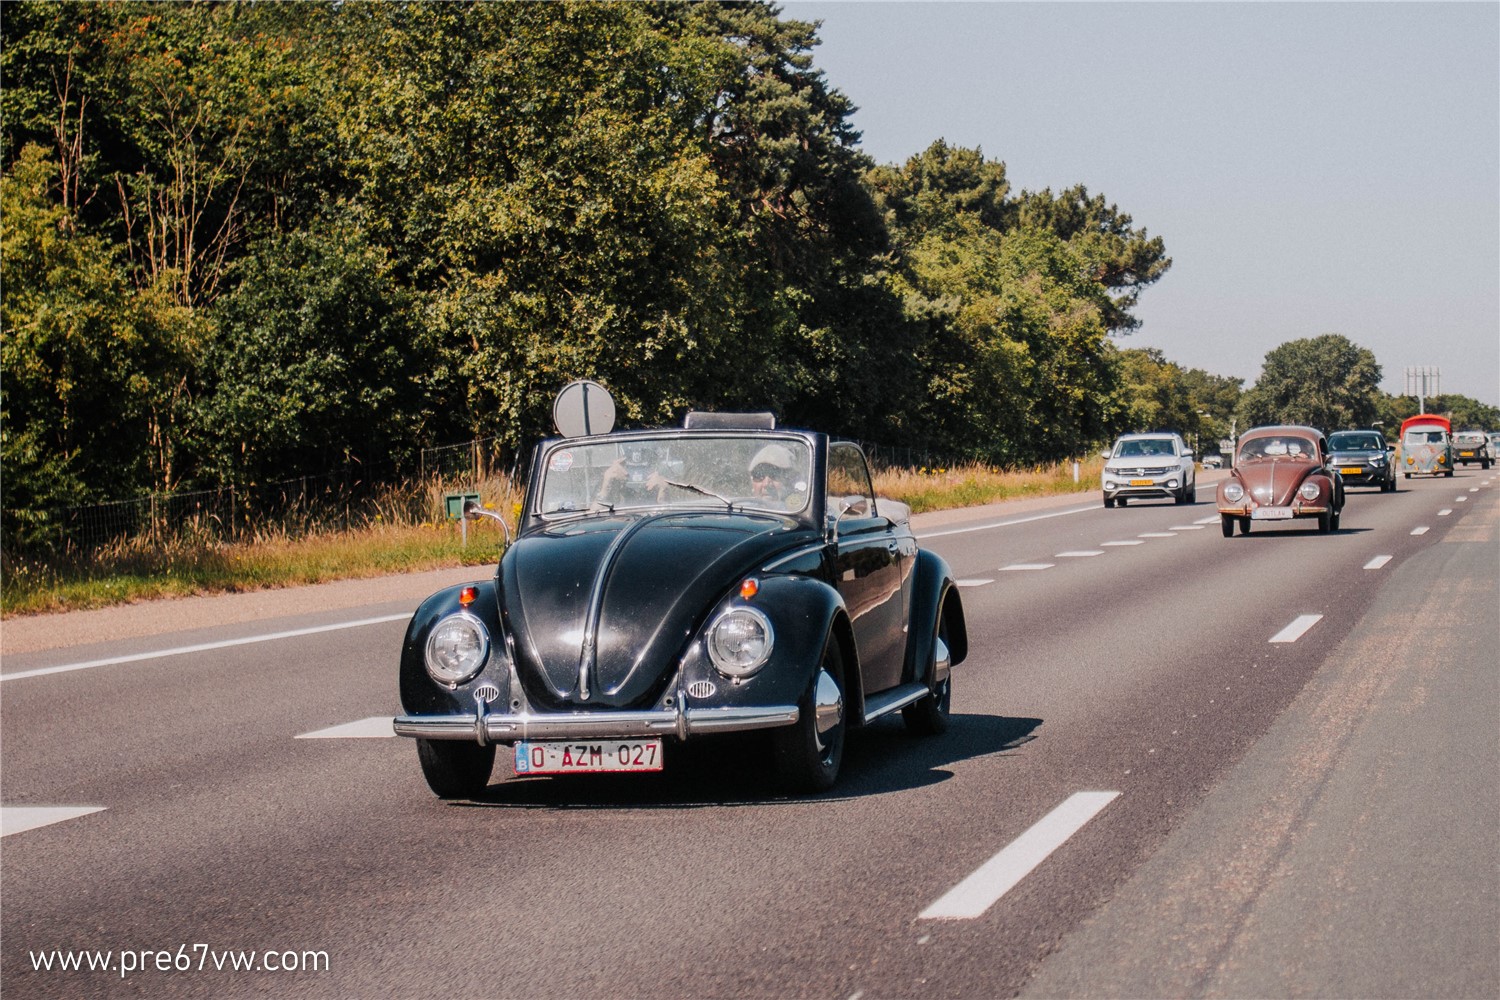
[194,220,436,485]
[1,145,194,540]
[1238,334,1382,430]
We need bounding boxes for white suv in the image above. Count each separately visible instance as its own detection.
[1102,432,1196,507]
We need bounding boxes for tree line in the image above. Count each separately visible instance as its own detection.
[3,2,1493,550]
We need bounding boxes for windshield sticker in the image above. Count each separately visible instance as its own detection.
[550,451,574,472]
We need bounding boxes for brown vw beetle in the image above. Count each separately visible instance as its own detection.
[1216,425,1346,537]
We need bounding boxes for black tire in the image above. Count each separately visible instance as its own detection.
[1117,497,1128,507]
[904,604,954,736]
[1174,486,1187,505]
[772,637,846,793]
[1221,514,1235,538]
[1445,469,1454,477]
[1103,496,1115,509]
[1318,510,1332,533]
[1330,507,1341,531]
[1189,482,1197,503]
[416,738,496,799]
[1239,517,1252,535]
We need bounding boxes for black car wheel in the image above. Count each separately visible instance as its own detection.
[1318,510,1332,533]
[416,738,496,799]
[904,603,953,736]
[1239,517,1251,535]
[1103,496,1115,508]
[1221,514,1235,538]
[772,636,846,793]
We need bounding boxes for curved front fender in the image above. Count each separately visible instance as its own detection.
[399,579,508,715]
[905,549,968,686]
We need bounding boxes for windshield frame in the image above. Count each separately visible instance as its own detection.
[523,428,824,528]
[1328,432,1386,452]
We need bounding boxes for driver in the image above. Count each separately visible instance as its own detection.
[748,444,797,506]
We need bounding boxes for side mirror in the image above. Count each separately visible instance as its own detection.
[463,499,512,547]
[836,495,870,518]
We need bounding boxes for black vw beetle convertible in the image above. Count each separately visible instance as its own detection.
[394,383,967,797]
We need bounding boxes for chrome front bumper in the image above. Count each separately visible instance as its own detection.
[394,703,799,746]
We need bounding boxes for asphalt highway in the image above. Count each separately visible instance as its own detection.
[2,469,1496,999]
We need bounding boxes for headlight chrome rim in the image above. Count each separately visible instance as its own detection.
[424,611,490,688]
[706,606,775,679]
[1299,481,1321,501]
[1222,483,1245,502]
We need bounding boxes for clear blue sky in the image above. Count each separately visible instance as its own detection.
[784,1,1500,406]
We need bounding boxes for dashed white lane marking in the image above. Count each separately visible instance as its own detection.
[1138,532,1177,539]
[917,505,1096,540]
[1101,540,1144,546]
[1438,509,1453,517]
[2,806,106,838]
[1270,614,1323,644]
[1170,525,1204,531]
[1455,496,1468,502]
[919,791,1121,920]
[956,579,995,588]
[1470,488,1480,493]
[1055,550,1105,558]
[295,717,395,739]
[1412,526,1431,535]
[1364,555,1394,570]
[0,614,412,683]
[1000,563,1055,572]
[1194,515,1220,525]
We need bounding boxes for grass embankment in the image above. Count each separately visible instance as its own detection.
[2,459,1101,617]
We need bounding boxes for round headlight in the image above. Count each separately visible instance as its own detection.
[1299,481,1321,501]
[424,612,489,687]
[1222,483,1244,502]
[707,607,774,679]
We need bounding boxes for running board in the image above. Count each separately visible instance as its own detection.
[862,683,929,724]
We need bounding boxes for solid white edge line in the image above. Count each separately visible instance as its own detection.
[920,791,1121,920]
[1270,614,1323,644]
[917,505,1096,539]
[295,717,397,739]
[1,614,412,683]
[2,805,107,837]
[1363,555,1393,570]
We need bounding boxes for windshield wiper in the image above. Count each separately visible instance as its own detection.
[661,479,736,510]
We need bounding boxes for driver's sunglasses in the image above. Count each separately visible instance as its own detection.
[750,464,781,481]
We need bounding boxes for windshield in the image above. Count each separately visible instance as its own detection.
[1404,428,1447,444]
[1239,435,1317,462]
[1328,432,1384,451]
[1454,433,1486,446]
[1112,438,1176,458]
[536,434,813,517]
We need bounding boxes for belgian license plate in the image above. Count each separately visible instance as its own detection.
[1129,478,1154,486]
[514,740,663,775]
[1340,467,1363,475]
[1252,507,1294,520]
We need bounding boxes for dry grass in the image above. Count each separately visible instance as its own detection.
[3,460,1101,616]
[875,458,1103,512]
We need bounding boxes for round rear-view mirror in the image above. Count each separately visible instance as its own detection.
[553,380,616,438]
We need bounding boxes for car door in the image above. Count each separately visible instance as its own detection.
[827,442,907,694]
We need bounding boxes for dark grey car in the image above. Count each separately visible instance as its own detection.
[1327,429,1397,492]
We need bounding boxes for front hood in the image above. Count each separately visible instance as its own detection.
[1231,460,1317,506]
[499,511,815,709]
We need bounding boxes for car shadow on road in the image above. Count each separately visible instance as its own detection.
[451,713,1043,810]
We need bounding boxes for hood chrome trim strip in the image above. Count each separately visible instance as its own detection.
[576,512,678,701]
